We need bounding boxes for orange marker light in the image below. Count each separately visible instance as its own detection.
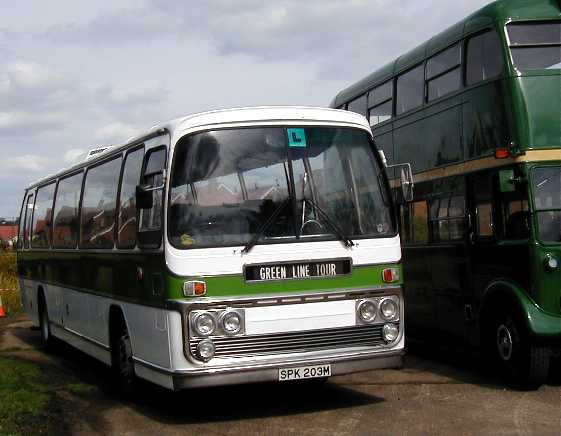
[495,148,510,159]
[183,280,207,297]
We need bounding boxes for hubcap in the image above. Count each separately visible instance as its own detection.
[496,324,513,361]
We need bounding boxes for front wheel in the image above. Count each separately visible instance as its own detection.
[39,298,55,349]
[113,325,136,395]
[490,314,550,389]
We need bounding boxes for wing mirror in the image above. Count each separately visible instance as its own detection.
[386,162,414,203]
[136,184,154,209]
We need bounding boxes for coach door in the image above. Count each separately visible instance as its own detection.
[466,168,531,345]
[135,136,169,303]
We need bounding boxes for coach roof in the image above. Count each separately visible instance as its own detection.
[27,106,369,189]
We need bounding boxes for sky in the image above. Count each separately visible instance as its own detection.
[0,0,490,218]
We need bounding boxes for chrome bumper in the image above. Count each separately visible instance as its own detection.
[157,349,404,390]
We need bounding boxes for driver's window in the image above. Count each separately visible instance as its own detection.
[138,147,166,247]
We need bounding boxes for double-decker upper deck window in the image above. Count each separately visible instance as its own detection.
[53,172,83,248]
[368,80,393,126]
[507,21,561,70]
[80,157,122,248]
[347,94,368,117]
[426,43,462,101]
[396,64,424,115]
[466,30,503,85]
[31,183,55,248]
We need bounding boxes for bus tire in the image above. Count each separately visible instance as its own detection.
[38,294,55,349]
[491,313,550,389]
[112,323,136,395]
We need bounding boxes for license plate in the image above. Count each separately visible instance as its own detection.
[278,364,331,381]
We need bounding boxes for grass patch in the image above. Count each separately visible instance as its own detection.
[67,383,98,397]
[0,252,20,316]
[0,356,53,435]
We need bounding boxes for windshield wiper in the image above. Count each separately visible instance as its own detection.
[302,197,355,248]
[242,198,291,254]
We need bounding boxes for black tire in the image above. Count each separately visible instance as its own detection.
[489,313,550,389]
[112,323,136,395]
[38,296,55,349]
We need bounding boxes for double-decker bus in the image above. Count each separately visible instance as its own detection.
[17,106,410,391]
[331,0,561,387]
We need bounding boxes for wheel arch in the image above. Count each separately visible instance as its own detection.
[108,304,133,355]
[479,280,535,337]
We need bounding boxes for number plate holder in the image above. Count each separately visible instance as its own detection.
[278,364,332,381]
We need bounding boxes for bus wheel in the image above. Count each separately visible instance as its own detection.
[492,314,550,389]
[113,325,136,395]
[38,295,54,349]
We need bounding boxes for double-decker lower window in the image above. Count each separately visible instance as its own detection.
[533,166,561,243]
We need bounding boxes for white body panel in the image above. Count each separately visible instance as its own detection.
[245,300,356,335]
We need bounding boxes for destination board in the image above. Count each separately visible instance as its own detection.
[244,259,352,282]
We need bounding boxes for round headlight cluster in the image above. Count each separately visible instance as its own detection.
[358,300,377,322]
[197,339,215,361]
[383,323,399,343]
[356,297,400,325]
[380,299,398,321]
[221,311,242,335]
[191,309,245,338]
[193,312,216,336]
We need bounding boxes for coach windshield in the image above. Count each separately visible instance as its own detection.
[169,126,394,249]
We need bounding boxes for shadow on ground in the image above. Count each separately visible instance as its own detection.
[5,319,560,431]
[6,320,383,429]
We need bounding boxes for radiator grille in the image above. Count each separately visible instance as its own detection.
[189,324,387,359]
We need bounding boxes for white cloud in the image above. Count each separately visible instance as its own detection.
[63,148,86,164]
[0,154,54,174]
[103,80,166,105]
[94,122,139,144]
[0,110,65,133]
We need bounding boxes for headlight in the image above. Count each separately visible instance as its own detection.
[544,254,559,271]
[193,312,216,336]
[221,311,242,335]
[197,339,215,361]
[380,298,398,321]
[383,323,399,342]
[357,300,377,322]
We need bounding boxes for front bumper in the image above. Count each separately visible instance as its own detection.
[166,349,403,390]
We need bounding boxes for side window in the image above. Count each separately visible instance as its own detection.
[347,94,367,117]
[429,195,465,242]
[401,200,429,244]
[117,147,144,248]
[23,193,35,249]
[53,173,83,248]
[139,147,167,247]
[466,30,503,85]
[426,43,462,101]
[476,203,494,237]
[396,64,424,115]
[80,157,122,248]
[31,183,56,248]
[472,173,495,239]
[368,80,393,126]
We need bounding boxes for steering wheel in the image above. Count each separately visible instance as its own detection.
[301,219,324,235]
